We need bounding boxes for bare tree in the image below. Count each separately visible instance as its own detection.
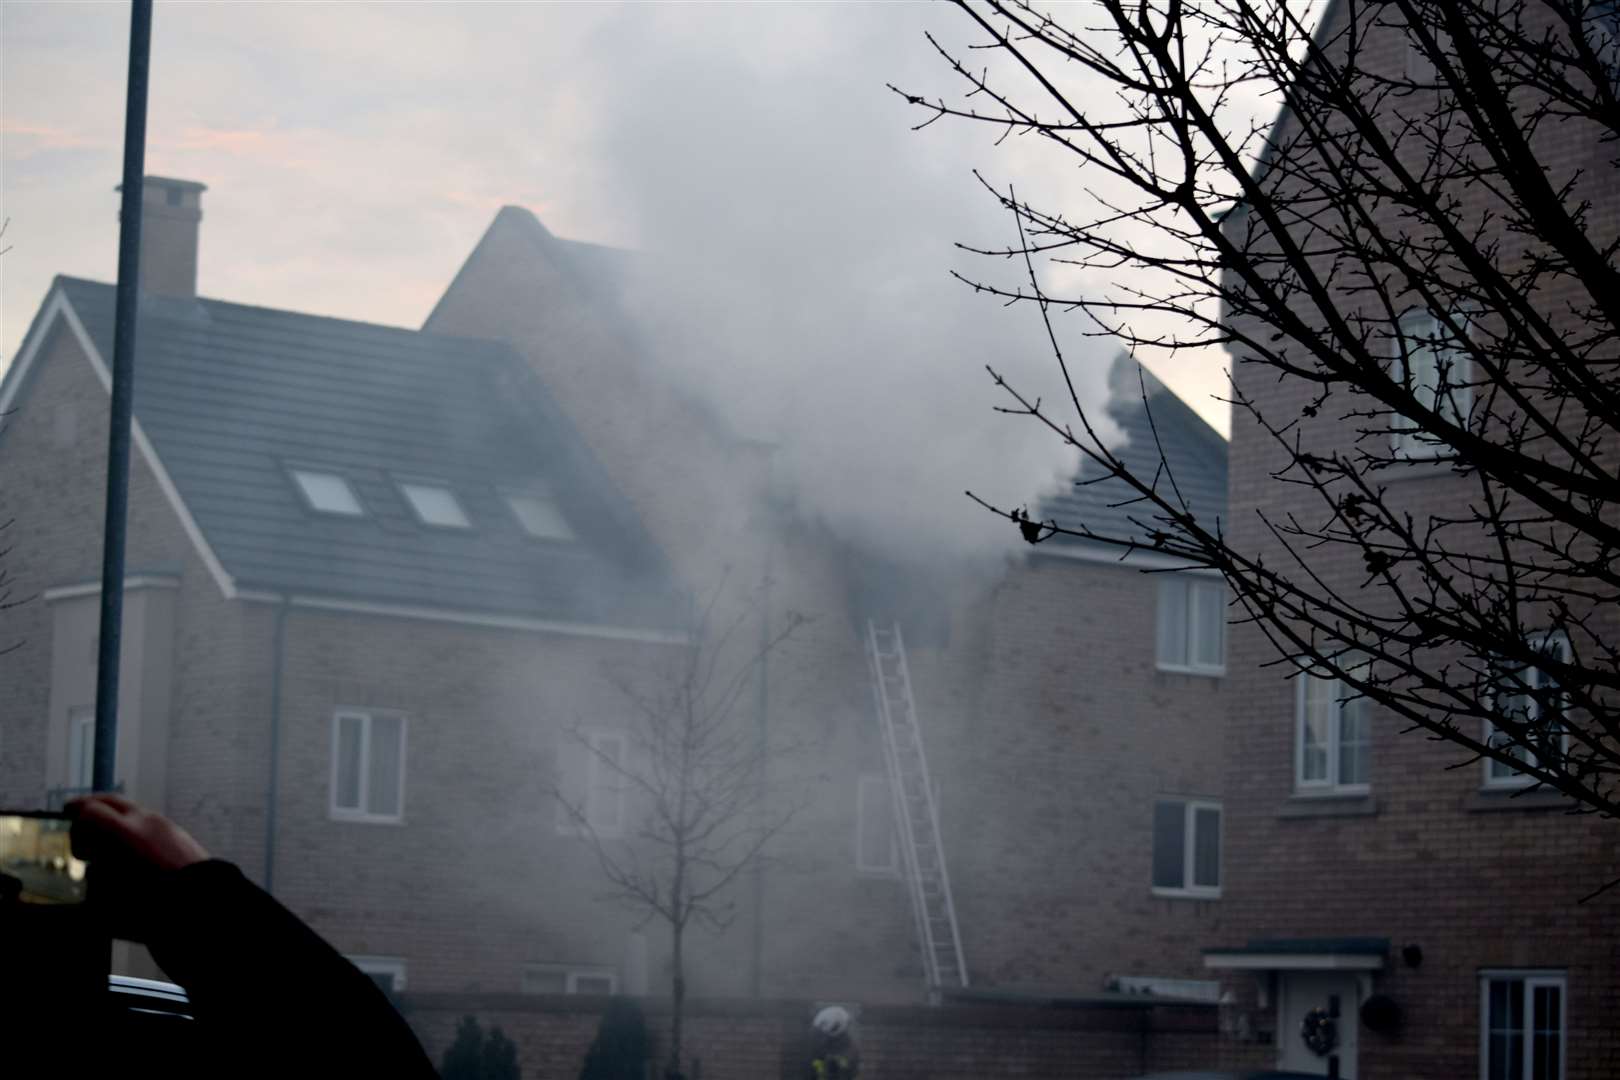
[896,1,1620,829]
[553,582,806,1079]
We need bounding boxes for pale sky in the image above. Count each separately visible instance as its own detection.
[2,2,1248,555]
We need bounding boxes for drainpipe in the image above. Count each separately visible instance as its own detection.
[262,597,289,893]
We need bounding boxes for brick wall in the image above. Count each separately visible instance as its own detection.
[915,552,1236,994]
[1214,3,1620,1076]
[401,993,1231,1080]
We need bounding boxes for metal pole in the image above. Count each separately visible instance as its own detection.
[92,0,153,794]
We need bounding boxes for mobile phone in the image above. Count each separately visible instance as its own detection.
[0,810,109,1030]
[0,811,89,906]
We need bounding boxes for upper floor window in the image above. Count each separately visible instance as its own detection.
[331,709,407,823]
[398,480,471,529]
[522,964,618,995]
[1296,670,1371,793]
[290,468,365,517]
[1391,309,1473,458]
[855,773,898,875]
[1151,797,1221,898]
[1482,971,1565,1080]
[505,489,575,541]
[556,730,627,837]
[1156,577,1226,675]
[1484,634,1570,790]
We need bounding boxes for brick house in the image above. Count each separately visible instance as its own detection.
[1202,2,1620,1077]
[0,176,1236,1044]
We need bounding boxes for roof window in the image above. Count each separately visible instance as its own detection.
[290,468,365,517]
[398,481,472,529]
[506,490,575,541]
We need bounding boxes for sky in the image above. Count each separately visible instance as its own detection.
[1,1,1250,558]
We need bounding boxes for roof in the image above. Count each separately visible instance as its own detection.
[1036,353,1228,552]
[44,276,685,630]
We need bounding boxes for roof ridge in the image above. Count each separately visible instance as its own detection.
[57,275,524,357]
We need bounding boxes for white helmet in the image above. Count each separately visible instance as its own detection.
[813,1005,851,1037]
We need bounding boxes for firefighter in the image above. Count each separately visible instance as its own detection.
[805,1005,859,1080]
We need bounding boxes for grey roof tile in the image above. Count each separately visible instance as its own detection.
[1037,353,1228,551]
[56,276,684,630]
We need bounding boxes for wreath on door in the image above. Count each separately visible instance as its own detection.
[1300,1007,1338,1056]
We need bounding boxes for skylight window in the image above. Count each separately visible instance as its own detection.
[506,491,575,541]
[291,469,365,517]
[399,481,471,529]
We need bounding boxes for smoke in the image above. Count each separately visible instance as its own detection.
[575,4,1119,565]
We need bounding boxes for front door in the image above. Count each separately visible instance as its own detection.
[1277,972,1360,1078]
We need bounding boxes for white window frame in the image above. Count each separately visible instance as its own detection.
[1150,797,1222,900]
[1479,970,1566,1080]
[348,955,408,994]
[1155,576,1227,676]
[289,467,367,517]
[329,709,408,824]
[396,478,472,529]
[855,773,899,876]
[1391,309,1474,459]
[1294,671,1373,796]
[67,705,95,789]
[521,963,619,996]
[1483,633,1571,790]
[504,489,576,542]
[555,730,628,838]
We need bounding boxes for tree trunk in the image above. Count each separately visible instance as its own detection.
[668,917,686,1080]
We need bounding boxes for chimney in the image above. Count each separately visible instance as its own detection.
[120,176,207,299]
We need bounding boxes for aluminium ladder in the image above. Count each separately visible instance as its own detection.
[865,620,969,1001]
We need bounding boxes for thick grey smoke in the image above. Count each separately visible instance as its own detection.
[578,5,1118,563]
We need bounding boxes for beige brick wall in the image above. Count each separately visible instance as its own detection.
[1214,5,1620,1076]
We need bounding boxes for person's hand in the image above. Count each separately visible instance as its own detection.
[67,793,209,872]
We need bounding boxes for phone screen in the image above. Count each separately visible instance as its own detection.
[0,813,88,905]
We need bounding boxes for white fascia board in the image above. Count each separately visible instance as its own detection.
[42,575,181,602]
[1037,540,1224,575]
[242,592,690,646]
[0,287,73,419]
[56,298,239,600]
[1203,952,1384,971]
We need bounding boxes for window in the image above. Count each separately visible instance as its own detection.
[856,773,898,874]
[290,468,365,516]
[1151,798,1221,898]
[556,731,627,836]
[398,480,471,528]
[522,964,618,995]
[1481,971,1565,1080]
[330,710,407,823]
[1484,635,1570,789]
[68,705,95,789]
[506,490,575,541]
[348,955,407,996]
[1392,309,1473,458]
[1296,671,1371,793]
[1156,577,1226,675]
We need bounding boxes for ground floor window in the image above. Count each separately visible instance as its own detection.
[1150,797,1221,898]
[1482,970,1565,1080]
[348,955,407,997]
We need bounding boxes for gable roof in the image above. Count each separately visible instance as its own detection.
[23,276,685,632]
[1037,353,1228,555]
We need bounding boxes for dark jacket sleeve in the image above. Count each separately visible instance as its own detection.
[142,859,438,1078]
